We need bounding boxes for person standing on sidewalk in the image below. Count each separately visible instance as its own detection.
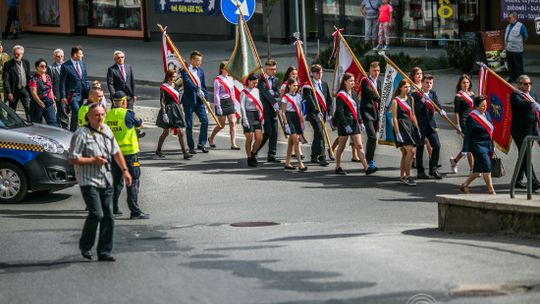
[107,50,137,110]
[60,45,90,131]
[360,0,380,50]
[257,59,281,163]
[376,0,392,50]
[47,49,70,129]
[359,61,381,173]
[2,45,31,121]
[2,0,20,40]
[504,12,528,83]
[69,102,132,262]
[106,91,149,219]
[0,42,10,102]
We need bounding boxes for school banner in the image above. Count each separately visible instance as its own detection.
[378,64,403,146]
[155,0,221,15]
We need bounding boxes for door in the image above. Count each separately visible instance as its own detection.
[75,0,91,35]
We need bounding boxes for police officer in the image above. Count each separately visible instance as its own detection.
[78,87,104,128]
[106,91,149,219]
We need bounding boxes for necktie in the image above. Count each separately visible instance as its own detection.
[317,82,322,91]
[75,61,82,78]
[120,65,125,81]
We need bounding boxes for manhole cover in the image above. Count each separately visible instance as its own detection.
[230,222,279,227]
[449,284,533,297]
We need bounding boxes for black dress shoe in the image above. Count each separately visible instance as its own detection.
[155,150,165,158]
[197,144,209,153]
[310,158,319,164]
[318,159,330,167]
[429,170,443,179]
[267,156,281,163]
[130,212,150,220]
[189,148,197,154]
[113,210,123,217]
[417,172,429,179]
[137,131,146,139]
[97,255,116,262]
[335,167,347,175]
[183,153,193,160]
[81,250,93,260]
[231,146,241,150]
[515,182,527,189]
[365,167,377,175]
[247,157,257,167]
[284,165,296,170]
[298,166,308,172]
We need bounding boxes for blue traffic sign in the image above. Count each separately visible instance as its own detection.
[221,0,255,25]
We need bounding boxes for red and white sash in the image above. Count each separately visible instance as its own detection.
[283,94,304,123]
[215,75,236,102]
[394,96,413,121]
[457,90,474,109]
[161,83,180,104]
[421,91,436,113]
[361,76,379,96]
[242,89,264,123]
[469,109,494,140]
[336,90,360,124]
[519,91,540,128]
[312,81,328,112]
[188,65,201,87]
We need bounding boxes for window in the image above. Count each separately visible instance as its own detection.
[37,0,60,26]
[92,0,141,29]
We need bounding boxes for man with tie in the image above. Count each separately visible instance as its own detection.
[47,48,69,129]
[60,45,90,131]
[2,45,31,121]
[359,61,382,173]
[256,59,281,163]
[107,50,136,110]
[180,50,210,154]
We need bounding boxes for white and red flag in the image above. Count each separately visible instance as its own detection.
[161,27,182,73]
[330,28,366,97]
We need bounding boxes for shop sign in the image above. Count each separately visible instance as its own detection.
[437,0,454,19]
[501,0,540,22]
[480,30,507,72]
[155,0,221,15]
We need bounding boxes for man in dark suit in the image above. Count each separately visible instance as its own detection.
[107,50,136,110]
[303,64,331,166]
[2,45,31,121]
[413,74,447,180]
[359,61,382,172]
[256,59,281,162]
[511,75,540,191]
[60,45,90,131]
[47,48,69,129]
[180,50,209,154]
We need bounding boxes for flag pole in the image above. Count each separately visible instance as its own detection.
[476,62,516,92]
[379,51,463,136]
[157,24,222,129]
[294,35,334,158]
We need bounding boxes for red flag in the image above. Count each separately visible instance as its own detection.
[483,69,514,153]
[295,39,310,88]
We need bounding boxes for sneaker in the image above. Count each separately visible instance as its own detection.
[130,213,150,220]
[449,157,458,174]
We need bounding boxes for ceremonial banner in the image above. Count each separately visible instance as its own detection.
[482,68,514,153]
[377,64,402,146]
[161,28,181,72]
[331,30,365,96]
[155,0,220,15]
[225,12,262,82]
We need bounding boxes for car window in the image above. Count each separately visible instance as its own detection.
[0,102,27,128]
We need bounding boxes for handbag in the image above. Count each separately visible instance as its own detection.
[491,153,505,178]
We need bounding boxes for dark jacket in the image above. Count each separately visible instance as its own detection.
[107,63,135,99]
[359,76,381,121]
[60,59,90,100]
[258,73,280,115]
[462,112,494,154]
[46,62,62,99]
[180,67,208,107]
[334,91,362,128]
[412,90,444,133]
[302,79,331,118]
[510,91,539,138]
[2,58,31,95]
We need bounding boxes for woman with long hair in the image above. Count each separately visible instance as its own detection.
[391,79,420,185]
[450,74,475,173]
[279,66,298,96]
[208,61,240,150]
[281,78,307,171]
[155,69,191,159]
[333,73,373,175]
[240,73,264,167]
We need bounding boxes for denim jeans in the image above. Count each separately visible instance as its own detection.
[30,102,59,127]
[112,154,142,216]
[69,94,82,131]
[79,186,114,257]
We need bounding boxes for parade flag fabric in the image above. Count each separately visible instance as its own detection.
[482,68,514,153]
[224,12,262,82]
[295,39,310,87]
[331,29,365,95]
[377,64,403,146]
[161,28,181,72]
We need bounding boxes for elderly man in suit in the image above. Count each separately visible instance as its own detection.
[107,50,136,110]
[2,44,31,121]
[47,48,69,129]
[60,45,90,131]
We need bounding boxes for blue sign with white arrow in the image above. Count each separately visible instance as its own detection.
[221,0,255,25]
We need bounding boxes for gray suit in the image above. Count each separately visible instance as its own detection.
[47,62,69,129]
[107,63,135,109]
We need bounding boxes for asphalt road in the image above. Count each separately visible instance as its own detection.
[1,122,540,304]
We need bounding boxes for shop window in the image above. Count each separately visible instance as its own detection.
[37,0,60,26]
[432,0,459,40]
[401,0,434,39]
[322,0,340,38]
[92,0,141,29]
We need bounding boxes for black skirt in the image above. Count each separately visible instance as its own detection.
[243,110,262,133]
[218,98,236,116]
[156,102,185,129]
[285,112,303,135]
[337,119,360,136]
[394,118,419,147]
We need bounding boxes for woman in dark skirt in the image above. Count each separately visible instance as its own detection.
[240,73,264,167]
[281,78,307,171]
[450,74,475,173]
[391,79,420,186]
[155,69,191,159]
[333,73,372,175]
[208,61,240,150]
[460,96,495,195]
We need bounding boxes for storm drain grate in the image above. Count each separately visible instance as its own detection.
[230,222,280,227]
[449,284,535,297]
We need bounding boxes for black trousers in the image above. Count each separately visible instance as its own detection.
[112,154,142,216]
[258,113,278,156]
[364,120,378,162]
[506,51,524,83]
[416,129,441,174]
[79,186,114,257]
[308,115,326,159]
[513,134,539,185]
[55,98,70,129]
[8,88,31,122]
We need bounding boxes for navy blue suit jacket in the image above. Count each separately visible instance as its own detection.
[181,68,208,107]
[462,112,494,154]
[412,90,444,133]
[60,60,90,100]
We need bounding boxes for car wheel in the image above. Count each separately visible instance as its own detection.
[0,162,28,203]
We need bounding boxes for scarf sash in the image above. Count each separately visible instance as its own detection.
[395,96,413,121]
[469,109,494,140]
[283,94,303,123]
[242,89,264,123]
[457,91,474,109]
[161,83,180,104]
[519,91,540,131]
[336,90,359,124]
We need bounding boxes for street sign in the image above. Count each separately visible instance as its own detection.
[536,17,540,35]
[221,0,255,25]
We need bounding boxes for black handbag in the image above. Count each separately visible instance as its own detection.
[491,153,505,178]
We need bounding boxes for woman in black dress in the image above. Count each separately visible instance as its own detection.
[450,74,474,173]
[460,96,495,195]
[391,79,420,186]
[281,78,307,171]
[155,69,191,159]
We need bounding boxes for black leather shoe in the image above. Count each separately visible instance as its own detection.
[267,156,281,163]
[97,255,116,262]
[247,157,257,167]
[113,210,123,217]
[318,158,329,167]
[81,250,93,260]
[335,167,347,175]
[137,131,146,139]
[417,172,429,179]
[515,182,527,189]
[310,158,319,164]
[189,148,197,154]
[298,166,308,172]
[365,167,376,175]
[197,144,209,153]
[429,170,443,179]
[183,153,192,160]
[130,213,150,220]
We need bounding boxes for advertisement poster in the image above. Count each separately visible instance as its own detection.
[501,0,540,22]
[480,30,507,72]
[155,0,221,15]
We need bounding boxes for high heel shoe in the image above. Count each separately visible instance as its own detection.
[155,150,165,158]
